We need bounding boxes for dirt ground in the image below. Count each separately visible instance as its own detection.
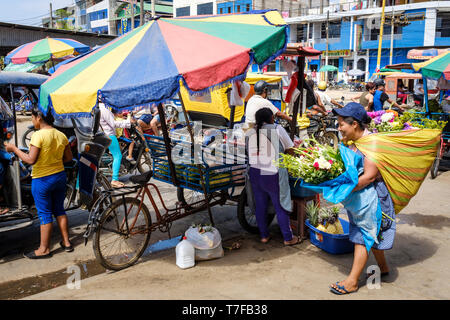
[1,95,449,300]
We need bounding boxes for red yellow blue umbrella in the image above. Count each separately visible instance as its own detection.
[39,10,288,117]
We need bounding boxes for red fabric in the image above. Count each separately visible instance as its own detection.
[285,71,298,103]
[158,20,251,92]
[398,92,408,104]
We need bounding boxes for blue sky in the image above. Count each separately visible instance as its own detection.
[0,0,75,26]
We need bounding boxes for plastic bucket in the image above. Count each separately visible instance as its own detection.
[305,218,354,254]
[289,178,317,198]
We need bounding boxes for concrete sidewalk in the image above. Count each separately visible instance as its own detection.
[25,171,450,300]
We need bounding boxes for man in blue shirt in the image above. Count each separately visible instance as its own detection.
[373,79,405,112]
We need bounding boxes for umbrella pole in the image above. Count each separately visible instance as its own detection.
[178,94,215,227]
[9,84,22,210]
[290,56,305,141]
[157,103,178,186]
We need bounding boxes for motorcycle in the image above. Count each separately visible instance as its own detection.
[99,122,152,176]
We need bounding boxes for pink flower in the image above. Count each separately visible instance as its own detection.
[328,160,333,164]
[313,162,319,170]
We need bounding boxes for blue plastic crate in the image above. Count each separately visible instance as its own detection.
[305,218,354,254]
[289,178,317,198]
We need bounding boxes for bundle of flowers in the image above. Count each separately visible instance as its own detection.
[277,139,345,185]
[367,110,447,132]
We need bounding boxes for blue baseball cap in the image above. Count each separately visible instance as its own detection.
[332,102,368,123]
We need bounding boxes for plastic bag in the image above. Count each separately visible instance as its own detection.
[195,245,224,261]
[185,226,222,250]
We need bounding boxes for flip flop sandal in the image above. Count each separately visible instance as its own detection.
[60,241,74,252]
[284,235,301,246]
[23,251,52,259]
[260,237,271,244]
[111,181,125,188]
[329,282,358,295]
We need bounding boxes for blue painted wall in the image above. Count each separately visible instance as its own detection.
[434,37,450,46]
[362,9,426,50]
[314,20,352,51]
[367,48,418,77]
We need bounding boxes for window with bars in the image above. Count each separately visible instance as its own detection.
[197,2,213,15]
[436,13,450,38]
[368,25,402,41]
[321,21,341,39]
[176,6,190,17]
[296,24,313,43]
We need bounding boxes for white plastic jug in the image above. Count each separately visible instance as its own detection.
[176,237,195,269]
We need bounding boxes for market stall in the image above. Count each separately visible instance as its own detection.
[38,10,290,270]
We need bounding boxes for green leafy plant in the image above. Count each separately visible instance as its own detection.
[305,201,321,227]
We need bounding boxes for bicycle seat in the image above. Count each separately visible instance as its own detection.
[129,171,153,186]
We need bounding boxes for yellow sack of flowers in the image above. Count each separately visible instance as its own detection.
[354,128,441,214]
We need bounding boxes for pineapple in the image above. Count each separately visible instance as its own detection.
[317,207,344,235]
[306,201,321,227]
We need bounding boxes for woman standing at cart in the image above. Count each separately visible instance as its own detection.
[246,107,300,245]
[329,103,396,295]
[5,108,73,258]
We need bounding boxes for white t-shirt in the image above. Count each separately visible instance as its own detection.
[414,83,423,96]
[317,90,333,111]
[245,95,279,124]
[247,124,294,174]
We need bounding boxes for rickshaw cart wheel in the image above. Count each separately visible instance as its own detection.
[430,139,442,179]
[237,188,275,234]
[93,197,151,271]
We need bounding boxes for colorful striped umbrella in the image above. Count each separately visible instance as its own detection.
[355,128,441,214]
[407,48,449,60]
[412,51,450,80]
[4,38,90,65]
[39,10,288,117]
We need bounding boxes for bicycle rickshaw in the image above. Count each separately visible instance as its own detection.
[36,10,293,270]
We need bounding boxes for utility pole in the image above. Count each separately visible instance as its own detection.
[152,0,156,17]
[325,10,329,83]
[389,6,394,65]
[49,3,53,28]
[376,0,386,73]
[140,0,144,26]
[131,0,135,30]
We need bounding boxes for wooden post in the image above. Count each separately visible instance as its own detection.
[140,0,144,26]
[157,103,178,186]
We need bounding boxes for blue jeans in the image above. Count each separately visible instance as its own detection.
[109,135,122,181]
[31,171,67,225]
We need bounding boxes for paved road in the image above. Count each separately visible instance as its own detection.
[2,104,450,300]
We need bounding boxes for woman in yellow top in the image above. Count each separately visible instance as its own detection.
[5,108,73,259]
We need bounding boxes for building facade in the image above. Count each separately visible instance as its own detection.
[286,0,450,80]
[42,1,173,36]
